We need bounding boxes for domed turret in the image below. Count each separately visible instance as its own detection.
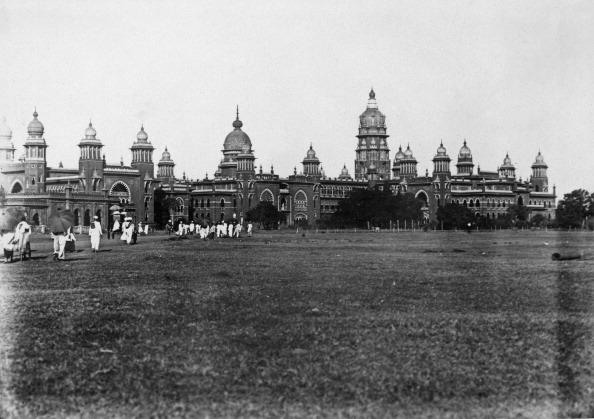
[130,124,155,177]
[399,144,418,178]
[394,145,405,161]
[0,117,15,162]
[157,146,175,179]
[83,121,98,140]
[456,140,474,175]
[78,121,103,162]
[27,110,44,137]
[219,107,256,178]
[432,141,451,175]
[302,143,321,177]
[499,153,516,178]
[531,151,548,192]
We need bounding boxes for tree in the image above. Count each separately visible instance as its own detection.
[153,188,177,228]
[330,189,423,229]
[246,201,282,229]
[555,189,592,229]
[507,204,529,228]
[436,203,474,230]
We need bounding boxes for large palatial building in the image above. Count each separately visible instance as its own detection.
[0,91,556,230]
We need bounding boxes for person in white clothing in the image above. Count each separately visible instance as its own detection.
[144,223,149,235]
[138,221,143,235]
[89,215,103,252]
[234,222,241,238]
[14,216,32,260]
[247,222,253,237]
[121,217,134,244]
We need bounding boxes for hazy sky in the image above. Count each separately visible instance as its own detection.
[1,1,592,196]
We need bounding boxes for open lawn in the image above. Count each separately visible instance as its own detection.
[0,230,593,418]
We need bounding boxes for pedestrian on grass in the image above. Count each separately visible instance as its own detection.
[112,218,121,240]
[89,215,102,252]
[247,222,253,237]
[14,216,31,260]
[1,229,16,263]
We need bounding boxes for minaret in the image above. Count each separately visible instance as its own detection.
[432,141,451,175]
[530,151,548,192]
[23,110,47,193]
[302,144,321,178]
[456,140,474,176]
[355,89,390,180]
[78,121,104,192]
[0,117,16,164]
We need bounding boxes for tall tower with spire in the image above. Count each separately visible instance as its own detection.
[456,140,474,176]
[78,121,104,192]
[157,147,175,181]
[355,89,390,180]
[23,110,47,193]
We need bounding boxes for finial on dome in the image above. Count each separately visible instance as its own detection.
[463,139,467,146]
[232,106,243,129]
[33,108,38,118]
[236,105,239,120]
[369,88,375,100]
[440,140,443,147]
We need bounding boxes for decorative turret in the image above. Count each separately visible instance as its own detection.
[0,117,16,163]
[456,140,474,175]
[392,145,405,178]
[157,146,175,179]
[399,144,418,179]
[355,89,390,180]
[78,121,104,191]
[432,141,451,175]
[23,109,47,193]
[498,153,515,178]
[302,143,321,177]
[530,151,548,192]
[338,164,352,180]
[130,124,155,222]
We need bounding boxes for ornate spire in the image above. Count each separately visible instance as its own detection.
[233,105,243,129]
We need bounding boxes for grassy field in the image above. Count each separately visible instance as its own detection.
[0,229,593,418]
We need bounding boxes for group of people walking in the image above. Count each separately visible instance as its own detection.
[168,219,253,240]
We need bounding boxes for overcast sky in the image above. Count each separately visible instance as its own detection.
[1,0,592,196]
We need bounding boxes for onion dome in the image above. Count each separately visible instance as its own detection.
[27,109,44,137]
[223,107,252,152]
[458,140,472,160]
[0,117,13,140]
[394,145,406,161]
[136,125,149,143]
[531,151,547,168]
[84,121,97,139]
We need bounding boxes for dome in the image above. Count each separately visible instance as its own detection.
[223,109,252,152]
[160,146,172,162]
[501,153,514,168]
[435,141,447,157]
[136,125,149,142]
[304,144,319,161]
[458,140,472,160]
[84,121,97,140]
[359,89,386,129]
[532,151,547,167]
[339,164,351,179]
[394,145,405,161]
[0,117,12,140]
[404,144,414,158]
[27,110,44,137]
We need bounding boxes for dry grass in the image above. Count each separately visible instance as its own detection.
[1,229,593,418]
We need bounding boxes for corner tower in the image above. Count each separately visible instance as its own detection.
[302,144,321,178]
[157,147,175,182]
[130,125,155,178]
[78,121,104,192]
[219,107,255,179]
[456,140,474,176]
[23,110,47,193]
[530,151,548,192]
[355,89,390,180]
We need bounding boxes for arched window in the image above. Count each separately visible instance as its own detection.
[32,213,40,226]
[220,199,225,208]
[95,209,102,222]
[260,189,274,203]
[517,196,523,206]
[475,199,480,207]
[469,200,474,207]
[84,209,91,226]
[200,199,204,208]
[175,197,184,213]
[10,181,23,194]
[73,209,80,226]
[294,190,307,210]
[207,199,210,208]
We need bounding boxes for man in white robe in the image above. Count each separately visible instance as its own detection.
[89,215,103,252]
